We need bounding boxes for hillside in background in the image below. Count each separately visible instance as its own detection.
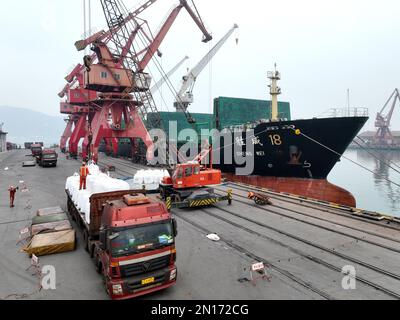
[0,106,64,147]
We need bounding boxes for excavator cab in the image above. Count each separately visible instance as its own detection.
[159,161,229,209]
[171,163,202,189]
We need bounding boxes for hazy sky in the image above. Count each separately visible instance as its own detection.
[1,0,400,130]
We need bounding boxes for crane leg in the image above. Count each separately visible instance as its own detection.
[88,100,153,164]
[69,115,87,159]
[60,119,74,153]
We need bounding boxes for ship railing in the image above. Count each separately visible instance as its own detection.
[225,118,290,131]
[323,107,369,118]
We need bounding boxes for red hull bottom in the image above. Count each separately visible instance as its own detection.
[223,174,356,208]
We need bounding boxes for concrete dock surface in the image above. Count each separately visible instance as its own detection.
[0,150,399,300]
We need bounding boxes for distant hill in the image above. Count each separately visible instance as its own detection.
[0,106,65,147]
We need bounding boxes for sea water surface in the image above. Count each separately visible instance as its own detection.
[329,149,400,217]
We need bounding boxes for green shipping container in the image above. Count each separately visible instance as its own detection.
[146,97,291,142]
[213,96,291,130]
[147,112,213,143]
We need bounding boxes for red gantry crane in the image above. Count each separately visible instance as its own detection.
[59,0,166,159]
[374,89,400,147]
[76,0,212,163]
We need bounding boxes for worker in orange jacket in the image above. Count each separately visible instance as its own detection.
[79,162,90,190]
[8,185,19,208]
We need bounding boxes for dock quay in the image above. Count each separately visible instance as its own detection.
[0,149,399,300]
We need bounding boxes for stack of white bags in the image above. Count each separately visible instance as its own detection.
[128,169,170,191]
[65,162,130,224]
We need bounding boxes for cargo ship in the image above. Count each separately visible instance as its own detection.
[106,67,368,206]
[212,68,368,206]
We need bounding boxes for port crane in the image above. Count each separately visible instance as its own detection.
[79,0,212,163]
[374,89,400,146]
[174,24,239,113]
[151,56,189,95]
[59,56,188,157]
[59,0,164,158]
[60,0,211,162]
[59,0,163,158]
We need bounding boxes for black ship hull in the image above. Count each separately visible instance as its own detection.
[215,116,368,179]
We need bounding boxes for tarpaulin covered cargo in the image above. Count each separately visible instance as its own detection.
[23,230,75,257]
[36,206,64,217]
[31,220,72,236]
[31,213,69,226]
[213,96,291,130]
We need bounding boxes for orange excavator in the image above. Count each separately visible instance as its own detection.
[159,145,232,209]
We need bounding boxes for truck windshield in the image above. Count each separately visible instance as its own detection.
[43,154,56,159]
[32,148,41,152]
[110,221,174,257]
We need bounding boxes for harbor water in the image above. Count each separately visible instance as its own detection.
[329,149,400,217]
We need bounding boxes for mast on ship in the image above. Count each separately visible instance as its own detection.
[268,64,282,121]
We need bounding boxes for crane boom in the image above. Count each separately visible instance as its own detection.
[74,0,159,52]
[175,24,238,112]
[138,1,212,71]
[180,0,212,43]
[150,56,189,95]
[386,88,400,123]
[99,0,212,129]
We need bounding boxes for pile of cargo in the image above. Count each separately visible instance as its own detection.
[23,206,75,257]
[65,163,130,223]
[128,169,170,191]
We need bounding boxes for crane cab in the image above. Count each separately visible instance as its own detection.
[162,163,221,190]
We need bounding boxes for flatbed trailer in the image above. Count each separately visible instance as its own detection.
[160,184,233,210]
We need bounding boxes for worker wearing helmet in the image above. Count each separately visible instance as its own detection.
[8,185,19,208]
[79,162,90,190]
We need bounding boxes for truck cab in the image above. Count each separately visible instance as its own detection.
[31,144,43,158]
[91,193,177,300]
[38,149,58,167]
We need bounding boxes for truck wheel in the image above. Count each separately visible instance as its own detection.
[89,244,95,258]
[96,260,102,274]
[83,230,89,252]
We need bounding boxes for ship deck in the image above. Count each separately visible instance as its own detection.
[0,149,399,300]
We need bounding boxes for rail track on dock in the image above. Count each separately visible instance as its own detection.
[174,205,400,300]
[224,183,400,231]
[214,186,400,248]
[174,212,335,300]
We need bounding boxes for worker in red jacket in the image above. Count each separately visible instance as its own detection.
[8,185,19,208]
[79,162,90,190]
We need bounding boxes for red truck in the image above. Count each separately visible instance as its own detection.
[30,144,43,157]
[66,190,178,300]
[37,149,58,167]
